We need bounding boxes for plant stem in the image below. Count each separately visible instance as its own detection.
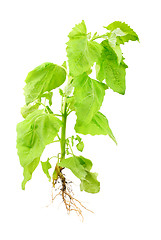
[60,97,67,162]
[59,75,73,162]
[53,77,72,182]
[91,33,108,41]
[66,142,74,155]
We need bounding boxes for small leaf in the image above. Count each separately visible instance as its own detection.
[22,157,40,190]
[64,82,73,96]
[52,169,59,185]
[24,62,66,104]
[21,103,40,118]
[59,89,64,97]
[80,172,100,193]
[76,142,84,152]
[104,21,139,44]
[41,92,53,106]
[67,97,76,112]
[41,158,52,181]
[75,135,82,142]
[75,111,117,144]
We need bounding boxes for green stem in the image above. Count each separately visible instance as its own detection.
[54,114,62,117]
[59,75,73,162]
[91,33,108,41]
[52,140,60,143]
[66,142,74,155]
[60,97,68,162]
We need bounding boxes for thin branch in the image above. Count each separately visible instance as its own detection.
[91,33,109,41]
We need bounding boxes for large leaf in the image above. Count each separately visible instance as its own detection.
[96,40,128,94]
[67,20,102,76]
[22,157,40,190]
[75,111,117,144]
[59,155,99,193]
[16,110,62,167]
[24,62,66,104]
[73,73,106,124]
[105,21,139,44]
[58,155,92,178]
[58,156,89,180]
[80,172,100,193]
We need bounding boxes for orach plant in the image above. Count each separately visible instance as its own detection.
[16,20,139,217]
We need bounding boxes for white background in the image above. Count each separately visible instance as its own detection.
[0,0,161,239]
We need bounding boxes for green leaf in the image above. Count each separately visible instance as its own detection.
[66,97,76,112]
[73,73,106,124]
[22,157,40,190]
[67,21,102,76]
[41,92,53,106]
[103,22,139,64]
[78,156,92,171]
[16,110,62,167]
[58,156,87,180]
[80,172,100,193]
[24,62,66,104]
[68,20,87,39]
[41,158,52,181]
[105,21,139,44]
[58,155,92,180]
[64,81,73,97]
[76,142,84,152]
[75,111,117,144]
[59,88,64,97]
[75,135,82,142]
[96,40,128,94]
[107,31,123,64]
[21,103,40,118]
[59,155,99,193]
[52,168,59,184]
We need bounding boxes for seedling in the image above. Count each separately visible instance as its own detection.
[16,20,139,218]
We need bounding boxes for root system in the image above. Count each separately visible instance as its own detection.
[51,169,93,221]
